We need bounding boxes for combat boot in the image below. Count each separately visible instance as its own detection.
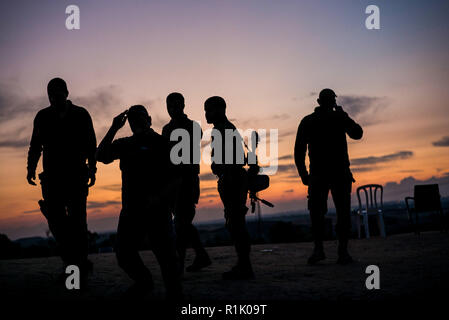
[337,240,353,265]
[307,242,326,265]
[222,258,254,280]
[186,250,212,272]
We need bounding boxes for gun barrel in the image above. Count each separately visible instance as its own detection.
[260,198,274,208]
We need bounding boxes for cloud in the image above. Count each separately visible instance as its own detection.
[382,172,449,202]
[200,172,217,181]
[227,112,290,132]
[0,81,165,150]
[261,129,296,143]
[0,82,48,122]
[278,130,295,139]
[351,151,413,166]
[0,137,29,148]
[0,124,34,149]
[97,184,122,192]
[0,83,48,149]
[270,164,297,174]
[278,154,293,161]
[432,136,449,147]
[272,113,290,121]
[308,92,389,126]
[267,151,413,175]
[350,151,413,173]
[201,186,216,192]
[0,82,124,150]
[87,200,121,209]
[22,209,41,214]
[201,140,211,149]
[200,194,218,199]
[351,166,378,173]
[337,95,389,126]
[72,86,122,115]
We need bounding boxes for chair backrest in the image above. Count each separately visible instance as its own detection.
[357,184,383,211]
[414,184,441,212]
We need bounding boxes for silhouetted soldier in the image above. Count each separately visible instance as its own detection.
[27,78,97,282]
[295,89,363,265]
[204,96,253,280]
[96,105,182,299]
[162,92,211,274]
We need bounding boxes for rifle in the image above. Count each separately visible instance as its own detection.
[244,131,274,213]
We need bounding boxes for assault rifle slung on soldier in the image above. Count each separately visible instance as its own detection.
[245,131,274,213]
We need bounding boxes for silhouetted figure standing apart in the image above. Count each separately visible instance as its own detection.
[162,93,211,274]
[27,78,97,283]
[96,105,182,299]
[204,96,254,280]
[295,89,363,265]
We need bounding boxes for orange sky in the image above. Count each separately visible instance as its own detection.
[1,0,449,239]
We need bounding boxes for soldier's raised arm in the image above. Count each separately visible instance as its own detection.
[96,111,127,164]
[335,106,363,140]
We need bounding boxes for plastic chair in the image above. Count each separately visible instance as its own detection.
[405,184,445,234]
[356,184,386,238]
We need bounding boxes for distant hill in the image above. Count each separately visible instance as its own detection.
[14,236,51,248]
[2,200,447,260]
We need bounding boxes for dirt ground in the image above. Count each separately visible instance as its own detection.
[1,231,448,301]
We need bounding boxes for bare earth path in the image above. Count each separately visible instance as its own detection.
[1,231,448,301]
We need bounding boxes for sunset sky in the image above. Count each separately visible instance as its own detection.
[1,0,448,239]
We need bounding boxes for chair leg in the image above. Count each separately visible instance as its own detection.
[439,209,446,233]
[415,212,420,235]
[357,216,361,239]
[408,211,414,233]
[377,214,386,238]
[445,210,449,233]
[363,214,370,239]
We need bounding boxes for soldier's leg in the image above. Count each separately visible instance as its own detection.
[174,197,197,272]
[225,207,251,265]
[186,209,207,256]
[66,183,89,270]
[116,210,153,284]
[188,174,208,257]
[151,211,182,299]
[220,170,253,279]
[175,204,210,272]
[174,174,210,272]
[40,175,70,264]
[173,175,191,270]
[173,210,187,273]
[307,176,329,264]
[330,177,353,263]
[222,205,253,280]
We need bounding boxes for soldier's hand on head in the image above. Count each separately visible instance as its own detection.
[112,110,128,131]
[27,170,36,186]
